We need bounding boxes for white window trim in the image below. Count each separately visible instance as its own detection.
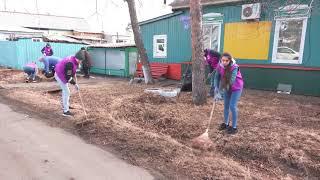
[153,35,167,58]
[202,22,222,52]
[32,38,43,42]
[272,17,308,64]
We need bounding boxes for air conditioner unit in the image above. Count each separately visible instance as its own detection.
[241,3,261,20]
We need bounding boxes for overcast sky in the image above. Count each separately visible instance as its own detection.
[0,0,175,34]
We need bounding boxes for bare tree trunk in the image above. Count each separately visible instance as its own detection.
[126,0,154,84]
[190,0,206,105]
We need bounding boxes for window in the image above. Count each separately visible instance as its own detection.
[202,23,221,51]
[272,18,308,64]
[32,38,43,42]
[278,47,294,54]
[0,34,8,41]
[153,35,167,58]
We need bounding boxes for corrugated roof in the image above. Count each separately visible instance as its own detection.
[66,35,106,41]
[43,35,88,44]
[0,11,89,31]
[170,0,244,9]
[88,43,136,48]
[0,25,43,34]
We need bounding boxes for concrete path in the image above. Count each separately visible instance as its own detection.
[0,103,154,180]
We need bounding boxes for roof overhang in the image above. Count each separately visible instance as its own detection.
[88,43,136,48]
[170,0,244,10]
[139,11,183,26]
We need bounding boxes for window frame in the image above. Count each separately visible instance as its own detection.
[32,38,43,42]
[202,22,222,52]
[272,17,308,64]
[153,34,167,58]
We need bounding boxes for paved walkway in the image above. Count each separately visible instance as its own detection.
[0,103,153,180]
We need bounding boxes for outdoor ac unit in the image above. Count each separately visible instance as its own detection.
[241,3,261,20]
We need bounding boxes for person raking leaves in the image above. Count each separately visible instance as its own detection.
[191,52,244,150]
[54,50,84,117]
[214,52,244,134]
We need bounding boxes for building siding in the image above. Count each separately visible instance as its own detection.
[141,11,192,63]
[89,47,138,78]
[0,41,18,68]
[242,68,320,96]
[140,0,320,67]
[140,0,320,96]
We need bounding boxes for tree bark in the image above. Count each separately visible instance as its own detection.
[126,0,154,84]
[190,0,207,105]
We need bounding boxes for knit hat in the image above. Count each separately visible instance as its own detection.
[75,50,85,61]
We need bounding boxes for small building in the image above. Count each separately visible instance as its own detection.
[66,31,108,44]
[88,43,138,78]
[43,34,88,44]
[139,0,320,96]
[105,34,134,44]
[0,25,43,41]
[0,11,89,36]
[0,11,110,45]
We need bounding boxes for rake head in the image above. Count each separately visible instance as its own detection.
[191,130,213,150]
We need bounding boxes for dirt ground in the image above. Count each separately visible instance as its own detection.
[0,69,319,179]
[0,68,55,84]
[0,68,26,84]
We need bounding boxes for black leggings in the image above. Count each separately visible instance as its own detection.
[83,65,90,77]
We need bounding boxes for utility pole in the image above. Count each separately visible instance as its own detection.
[4,0,7,11]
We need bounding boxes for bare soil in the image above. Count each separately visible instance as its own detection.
[0,69,319,179]
[0,68,55,84]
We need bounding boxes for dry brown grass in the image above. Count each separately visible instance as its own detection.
[1,69,319,179]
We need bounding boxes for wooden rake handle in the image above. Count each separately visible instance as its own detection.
[207,100,216,131]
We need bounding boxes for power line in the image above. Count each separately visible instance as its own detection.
[88,0,104,32]
[35,0,41,29]
[35,0,39,14]
[3,0,6,11]
[137,0,143,8]
[110,0,122,8]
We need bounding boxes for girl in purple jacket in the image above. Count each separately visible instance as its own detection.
[204,49,221,97]
[54,50,84,117]
[214,52,244,134]
[41,43,53,56]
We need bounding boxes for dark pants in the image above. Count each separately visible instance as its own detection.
[23,66,36,80]
[49,65,55,75]
[83,65,90,78]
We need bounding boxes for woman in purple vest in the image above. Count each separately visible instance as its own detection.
[54,50,84,117]
[204,49,221,97]
[23,62,38,83]
[214,52,244,134]
[41,43,53,56]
